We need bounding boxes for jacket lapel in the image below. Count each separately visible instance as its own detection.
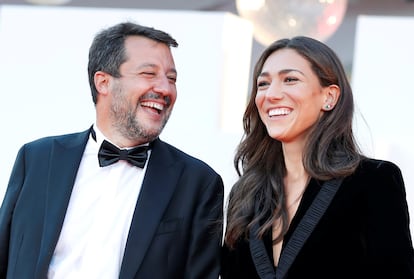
[35,129,90,278]
[119,138,183,279]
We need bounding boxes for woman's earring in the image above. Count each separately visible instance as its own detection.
[325,104,331,110]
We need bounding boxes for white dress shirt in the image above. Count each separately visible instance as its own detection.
[48,126,150,279]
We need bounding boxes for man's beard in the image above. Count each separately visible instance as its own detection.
[110,87,171,143]
[118,106,169,142]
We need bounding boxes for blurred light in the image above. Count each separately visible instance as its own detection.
[25,0,72,5]
[236,0,266,11]
[236,0,348,45]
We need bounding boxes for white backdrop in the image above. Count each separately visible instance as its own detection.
[1,6,413,239]
[0,5,253,200]
[352,15,414,236]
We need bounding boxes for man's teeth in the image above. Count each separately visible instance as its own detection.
[141,101,164,111]
[269,108,291,117]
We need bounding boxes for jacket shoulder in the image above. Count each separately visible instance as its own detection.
[21,129,90,150]
[155,138,221,177]
[355,158,402,180]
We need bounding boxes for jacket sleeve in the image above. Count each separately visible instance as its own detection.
[0,146,26,278]
[362,160,414,277]
[185,174,224,279]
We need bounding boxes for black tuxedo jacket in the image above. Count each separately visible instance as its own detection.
[221,159,414,278]
[0,128,224,279]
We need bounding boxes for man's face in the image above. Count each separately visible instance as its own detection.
[109,36,177,144]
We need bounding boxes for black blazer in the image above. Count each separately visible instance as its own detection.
[0,128,224,279]
[221,159,414,279]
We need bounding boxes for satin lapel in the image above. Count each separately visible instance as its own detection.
[35,129,90,278]
[119,139,183,279]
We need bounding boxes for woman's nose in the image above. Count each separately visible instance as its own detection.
[265,82,284,100]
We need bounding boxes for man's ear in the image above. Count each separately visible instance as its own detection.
[322,84,340,111]
[94,71,111,96]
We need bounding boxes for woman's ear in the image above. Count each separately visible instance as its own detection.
[322,84,340,111]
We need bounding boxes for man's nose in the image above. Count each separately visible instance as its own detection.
[153,76,175,95]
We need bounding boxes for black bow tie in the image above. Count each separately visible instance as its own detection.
[98,140,149,168]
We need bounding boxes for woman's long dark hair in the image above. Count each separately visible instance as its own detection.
[225,36,361,247]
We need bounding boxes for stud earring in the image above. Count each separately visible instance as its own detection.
[325,104,331,110]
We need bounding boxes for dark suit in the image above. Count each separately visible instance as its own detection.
[0,128,224,279]
[221,159,414,278]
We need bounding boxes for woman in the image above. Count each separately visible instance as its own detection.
[221,36,414,278]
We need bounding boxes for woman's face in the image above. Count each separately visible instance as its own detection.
[255,48,330,144]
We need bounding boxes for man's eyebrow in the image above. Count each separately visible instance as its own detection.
[137,63,177,74]
[136,63,157,70]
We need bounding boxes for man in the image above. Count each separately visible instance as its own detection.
[0,22,224,279]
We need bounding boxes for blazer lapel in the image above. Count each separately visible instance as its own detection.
[119,138,183,279]
[35,129,90,278]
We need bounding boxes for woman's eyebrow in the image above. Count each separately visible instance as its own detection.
[258,68,305,78]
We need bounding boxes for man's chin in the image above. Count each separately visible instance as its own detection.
[140,128,163,142]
